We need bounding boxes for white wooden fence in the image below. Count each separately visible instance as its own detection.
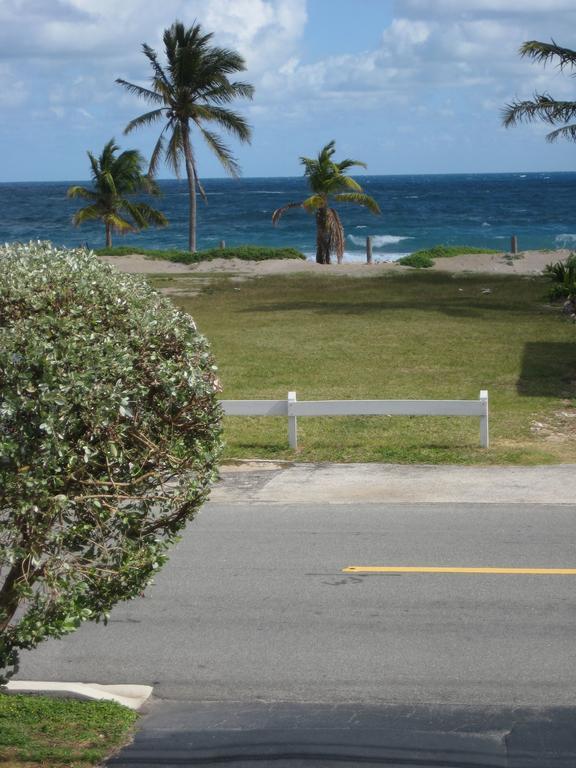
[220,390,489,449]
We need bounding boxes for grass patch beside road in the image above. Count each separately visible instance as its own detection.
[152,271,576,465]
[0,693,137,767]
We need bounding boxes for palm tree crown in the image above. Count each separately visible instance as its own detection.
[117,21,254,251]
[67,139,167,248]
[272,141,380,264]
[503,40,576,142]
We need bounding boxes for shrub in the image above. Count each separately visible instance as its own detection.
[398,252,434,268]
[96,245,306,263]
[0,242,222,681]
[399,244,500,268]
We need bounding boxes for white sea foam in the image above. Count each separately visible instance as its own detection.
[304,250,410,263]
[348,234,413,247]
[555,233,576,246]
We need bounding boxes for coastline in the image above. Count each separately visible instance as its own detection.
[99,248,572,277]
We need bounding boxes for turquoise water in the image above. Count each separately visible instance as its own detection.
[1,172,575,262]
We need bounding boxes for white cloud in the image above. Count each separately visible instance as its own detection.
[0,64,27,107]
[401,0,576,15]
[0,0,306,129]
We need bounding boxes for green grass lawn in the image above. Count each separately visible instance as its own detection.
[0,694,137,767]
[152,270,576,465]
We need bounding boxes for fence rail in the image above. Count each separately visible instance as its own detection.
[220,390,489,449]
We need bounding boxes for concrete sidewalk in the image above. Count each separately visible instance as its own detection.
[213,461,576,504]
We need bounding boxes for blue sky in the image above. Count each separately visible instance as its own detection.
[0,0,575,181]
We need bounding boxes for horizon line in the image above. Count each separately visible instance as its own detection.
[1,169,575,184]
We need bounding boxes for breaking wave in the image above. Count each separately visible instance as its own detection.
[348,234,413,247]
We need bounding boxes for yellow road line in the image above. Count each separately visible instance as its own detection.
[343,566,576,575]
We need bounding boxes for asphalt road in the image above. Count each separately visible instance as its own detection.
[17,499,576,765]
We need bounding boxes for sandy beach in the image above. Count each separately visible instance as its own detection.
[99,249,572,278]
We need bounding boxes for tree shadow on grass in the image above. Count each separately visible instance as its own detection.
[517,342,576,397]
[239,298,523,318]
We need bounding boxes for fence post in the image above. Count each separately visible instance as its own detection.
[366,236,373,264]
[479,389,489,448]
[288,391,298,449]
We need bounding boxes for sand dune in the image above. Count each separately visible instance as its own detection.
[100,249,572,277]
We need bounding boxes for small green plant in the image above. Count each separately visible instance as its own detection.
[399,244,500,269]
[544,253,576,314]
[96,245,306,263]
[398,252,434,268]
[0,242,222,681]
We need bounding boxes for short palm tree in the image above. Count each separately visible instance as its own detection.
[272,141,380,264]
[503,41,576,142]
[67,139,167,247]
[116,21,254,252]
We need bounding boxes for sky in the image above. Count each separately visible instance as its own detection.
[1,0,575,181]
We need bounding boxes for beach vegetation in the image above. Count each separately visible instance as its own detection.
[117,21,254,253]
[96,244,306,263]
[503,40,576,142]
[153,269,576,465]
[0,242,222,682]
[272,140,380,265]
[67,139,167,248]
[545,253,576,315]
[0,693,137,767]
[399,244,500,268]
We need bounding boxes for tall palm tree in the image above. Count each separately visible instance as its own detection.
[272,141,380,264]
[116,21,254,252]
[503,41,576,142]
[67,139,167,247]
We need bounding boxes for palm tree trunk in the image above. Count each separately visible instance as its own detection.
[181,121,197,253]
[316,207,331,264]
[105,222,112,248]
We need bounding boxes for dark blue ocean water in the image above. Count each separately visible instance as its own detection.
[2,172,575,261]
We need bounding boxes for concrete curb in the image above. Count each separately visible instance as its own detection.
[213,462,576,504]
[6,680,152,710]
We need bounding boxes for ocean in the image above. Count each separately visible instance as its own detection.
[1,172,575,262]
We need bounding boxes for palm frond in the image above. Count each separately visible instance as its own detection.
[148,129,168,178]
[546,123,576,142]
[520,40,576,71]
[72,205,104,225]
[108,213,136,234]
[124,108,166,135]
[165,123,184,177]
[198,126,241,176]
[133,201,169,227]
[503,94,576,127]
[194,105,252,143]
[201,80,255,103]
[272,202,305,225]
[333,192,381,214]
[301,195,325,212]
[325,207,345,260]
[192,157,208,203]
[116,79,164,105]
[337,158,367,172]
[141,44,172,89]
[334,176,363,193]
[67,186,97,201]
